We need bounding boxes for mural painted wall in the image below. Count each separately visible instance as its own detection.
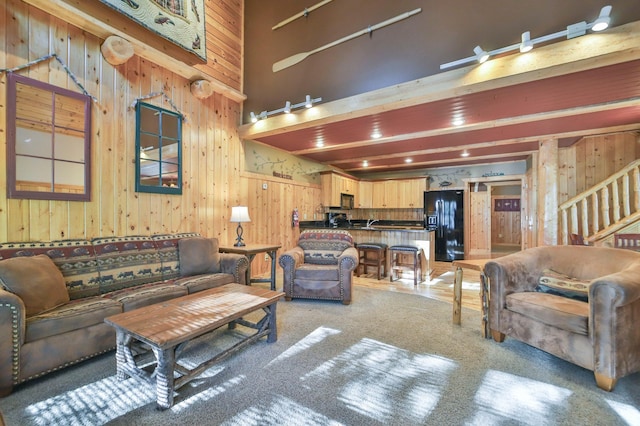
[244,140,330,184]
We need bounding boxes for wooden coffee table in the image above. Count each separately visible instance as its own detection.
[104,283,284,409]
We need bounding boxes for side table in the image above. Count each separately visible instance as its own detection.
[219,244,281,290]
[452,259,491,338]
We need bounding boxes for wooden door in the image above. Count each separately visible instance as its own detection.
[468,188,491,257]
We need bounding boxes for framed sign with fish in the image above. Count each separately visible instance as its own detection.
[99,0,207,61]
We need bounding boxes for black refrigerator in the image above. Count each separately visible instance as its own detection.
[424,190,464,261]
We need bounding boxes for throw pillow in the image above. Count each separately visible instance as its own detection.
[178,237,221,276]
[0,254,70,316]
[536,268,591,302]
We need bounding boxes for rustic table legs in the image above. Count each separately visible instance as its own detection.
[453,266,463,325]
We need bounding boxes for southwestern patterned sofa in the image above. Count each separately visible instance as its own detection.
[0,233,249,396]
[279,229,358,304]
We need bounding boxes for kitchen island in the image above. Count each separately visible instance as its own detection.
[301,222,435,281]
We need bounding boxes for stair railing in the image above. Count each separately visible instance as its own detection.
[559,159,640,244]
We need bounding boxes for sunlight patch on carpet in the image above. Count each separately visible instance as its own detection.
[221,395,344,426]
[23,376,156,426]
[300,337,456,423]
[469,370,572,425]
[267,326,341,366]
[605,399,640,425]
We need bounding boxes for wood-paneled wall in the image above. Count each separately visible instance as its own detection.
[240,172,322,276]
[0,1,244,244]
[557,132,640,205]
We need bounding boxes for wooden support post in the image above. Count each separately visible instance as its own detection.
[537,138,559,245]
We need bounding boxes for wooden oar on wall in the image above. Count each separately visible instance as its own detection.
[272,0,334,31]
[272,8,422,73]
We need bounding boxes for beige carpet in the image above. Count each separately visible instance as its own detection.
[1,287,638,425]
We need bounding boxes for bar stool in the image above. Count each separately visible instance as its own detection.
[389,245,423,286]
[356,243,388,280]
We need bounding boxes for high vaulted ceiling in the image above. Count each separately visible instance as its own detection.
[240,21,640,178]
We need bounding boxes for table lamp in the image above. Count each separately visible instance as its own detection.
[230,206,251,247]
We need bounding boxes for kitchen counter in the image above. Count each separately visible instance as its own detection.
[298,222,435,280]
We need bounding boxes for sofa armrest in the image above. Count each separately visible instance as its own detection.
[219,253,250,285]
[0,289,26,396]
[589,260,640,380]
[278,247,305,271]
[338,247,358,273]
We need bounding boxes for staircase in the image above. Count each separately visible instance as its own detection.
[558,159,640,245]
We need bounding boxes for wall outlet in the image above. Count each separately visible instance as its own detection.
[262,183,268,190]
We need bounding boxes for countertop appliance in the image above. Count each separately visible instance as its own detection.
[424,190,464,261]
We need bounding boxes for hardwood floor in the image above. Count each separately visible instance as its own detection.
[353,260,484,311]
[264,248,518,314]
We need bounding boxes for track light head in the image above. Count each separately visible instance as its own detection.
[473,45,490,63]
[520,31,533,53]
[250,112,258,123]
[305,95,313,108]
[592,5,612,31]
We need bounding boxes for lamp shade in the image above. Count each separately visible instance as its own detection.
[230,206,251,223]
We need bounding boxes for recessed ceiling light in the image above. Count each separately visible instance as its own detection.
[363,160,368,167]
[316,140,324,148]
[461,150,470,157]
[371,131,382,139]
[405,158,413,163]
[452,117,465,126]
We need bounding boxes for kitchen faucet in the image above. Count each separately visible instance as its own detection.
[366,218,379,228]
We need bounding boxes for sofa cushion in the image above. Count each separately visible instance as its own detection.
[506,292,589,335]
[173,273,236,293]
[295,264,340,281]
[25,296,122,342]
[179,237,221,276]
[92,236,164,294]
[152,233,201,280]
[298,230,354,265]
[0,239,99,300]
[102,281,188,312]
[537,268,591,302]
[0,254,70,317]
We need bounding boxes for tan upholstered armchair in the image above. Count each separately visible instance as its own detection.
[484,246,640,391]
[278,229,358,304]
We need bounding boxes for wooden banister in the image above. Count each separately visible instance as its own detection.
[559,159,640,244]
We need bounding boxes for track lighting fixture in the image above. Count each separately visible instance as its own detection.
[473,46,490,63]
[248,95,322,123]
[519,31,533,53]
[440,5,613,70]
[591,5,611,32]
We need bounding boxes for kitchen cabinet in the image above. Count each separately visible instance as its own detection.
[372,180,398,208]
[321,172,359,207]
[372,178,426,208]
[397,178,427,208]
[358,181,373,208]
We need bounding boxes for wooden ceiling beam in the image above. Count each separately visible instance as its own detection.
[241,20,640,139]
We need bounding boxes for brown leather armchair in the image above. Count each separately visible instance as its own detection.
[485,246,640,391]
[278,229,358,304]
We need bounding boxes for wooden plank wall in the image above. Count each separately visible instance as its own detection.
[491,196,521,245]
[0,1,245,245]
[240,172,321,276]
[557,132,640,204]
